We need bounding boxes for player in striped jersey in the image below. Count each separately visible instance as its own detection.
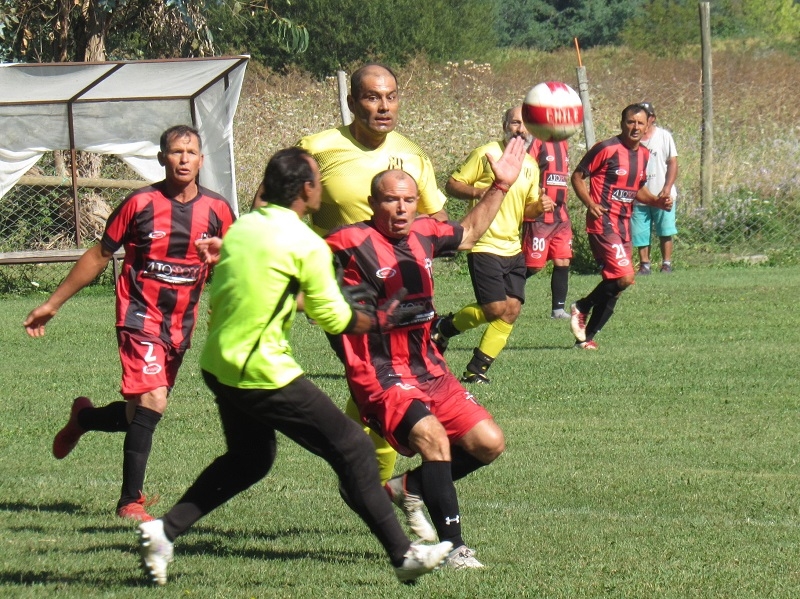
[253,64,448,486]
[568,104,673,349]
[523,138,573,319]
[24,125,235,521]
[326,136,527,570]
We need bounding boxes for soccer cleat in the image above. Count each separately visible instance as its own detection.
[430,315,452,354]
[660,263,672,273]
[551,309,570,319]
[574,340,598,350]
[637,264,651,275]
[138,519,174,586]
[52,396,93,459]
[461,371,490,384]
[394,541,453,584]
[569,303,587,342]
[118,492,156,522]
[385,474,437,542]
[445,545,484,570]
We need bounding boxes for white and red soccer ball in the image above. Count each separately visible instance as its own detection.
[522,81,584,142]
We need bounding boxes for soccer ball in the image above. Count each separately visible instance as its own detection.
[522,82,584,142]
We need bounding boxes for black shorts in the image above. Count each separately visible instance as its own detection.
[467,252,526,305]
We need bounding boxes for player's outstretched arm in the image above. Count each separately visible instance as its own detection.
[458,137,525,250]
[23,244,114,338]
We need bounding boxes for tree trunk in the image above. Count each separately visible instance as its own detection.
[54,0,71,62]
[78,1,111,178]
[82,0,109,62]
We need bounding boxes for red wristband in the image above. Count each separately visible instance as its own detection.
[491,181,510,194]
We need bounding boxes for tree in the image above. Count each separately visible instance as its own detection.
[208,0,495,77]
[620,0,800,56]
[0,0,307,63]
[494,0,646,52]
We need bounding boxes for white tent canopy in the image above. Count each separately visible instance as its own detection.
[0,56,248,215]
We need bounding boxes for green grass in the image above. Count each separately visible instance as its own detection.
[2,265,800,597]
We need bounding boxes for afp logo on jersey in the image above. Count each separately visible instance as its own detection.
[611,188,637,203]
[545,173,568,187]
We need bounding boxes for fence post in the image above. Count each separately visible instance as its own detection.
[699,2,713,208]
[337,71,352,126]
[574,38,596,151]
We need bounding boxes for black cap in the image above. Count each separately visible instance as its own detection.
[639,102,656,117]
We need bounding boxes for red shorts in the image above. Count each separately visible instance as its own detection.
[522,220,573,269]
[356,373,493,457]
[587,233,634,280]
[117,328,185,396]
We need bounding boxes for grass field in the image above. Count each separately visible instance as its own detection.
[2,265,800,597]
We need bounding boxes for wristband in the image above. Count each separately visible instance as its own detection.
[490,181,510,194]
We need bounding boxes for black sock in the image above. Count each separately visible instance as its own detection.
[585,296,618,339]
[551,266,569,311]
[419,461,463,547]
[77,401,128,432]
[118,406,161,509]
[450,446,488,482]
[584,278,621,308]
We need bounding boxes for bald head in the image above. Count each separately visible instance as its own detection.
[368,169,419,239]
[370,169,418,198]
[351,63,398,97]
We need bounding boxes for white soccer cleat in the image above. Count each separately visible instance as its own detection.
[445,545,484,570]
[385,474,437,542]
[137,519,173,586]
[394,541,453,584]
[570,302,587,342]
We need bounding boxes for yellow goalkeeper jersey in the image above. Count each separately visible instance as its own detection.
[297,126,446,235]
[449,141,540,256]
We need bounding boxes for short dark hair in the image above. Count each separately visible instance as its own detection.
[160,125,201,152]
[621,103,647,122]
[260,147,315,208]
[639,101,656,117]
[350,63,398,97]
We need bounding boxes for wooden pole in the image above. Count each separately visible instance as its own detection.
[699,2,713,208]
[574,38,596,150]
[337,71,352,126]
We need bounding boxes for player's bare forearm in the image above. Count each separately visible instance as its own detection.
[23,244,113,337]
[571,170,603,217]
[445,177,483,201]
[636,187,672,210]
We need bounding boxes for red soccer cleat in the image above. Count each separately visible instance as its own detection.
[118,492,157,522]
[52,396,93,459]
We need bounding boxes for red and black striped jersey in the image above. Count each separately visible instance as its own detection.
[101,182,235,349]
[325,217,462,395]
[528,138,570,225]
[575,136,649,240]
